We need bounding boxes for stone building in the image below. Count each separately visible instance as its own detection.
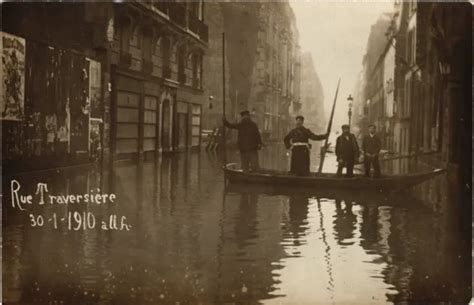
[406,1,471,216]
[350,71,365,134]
[379,0,470,171]
[356,1,471,220]
[390,0,410,156]
[203,1,301,141]
[2,3,113,172]
[110,2,207,159]
[2,2,209,172]
[201,1,230,131]
[360,13,393,143]
[299,52,326,133]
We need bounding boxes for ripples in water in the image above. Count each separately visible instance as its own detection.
[3,150,471,304]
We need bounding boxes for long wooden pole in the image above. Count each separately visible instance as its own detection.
[353,151,440,165]
[318,78,341,173]
[222,32,227,165]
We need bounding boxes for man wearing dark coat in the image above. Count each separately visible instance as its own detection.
[362,124,382,177]
[335,124,360,177]
[224,110,262,172]
[284,115,328,176]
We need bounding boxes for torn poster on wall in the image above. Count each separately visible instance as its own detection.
[1,31,25,121]
[89,59,102,118]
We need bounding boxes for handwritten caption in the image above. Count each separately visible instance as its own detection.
[10,180,132,231]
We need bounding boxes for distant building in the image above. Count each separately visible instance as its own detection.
[299,52,326,133]
[204,1,301,141]
[361,13,393,146]
[351,70,366,136]
[391,0,410,156]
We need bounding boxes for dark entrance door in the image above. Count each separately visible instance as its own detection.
[162,99,170,151]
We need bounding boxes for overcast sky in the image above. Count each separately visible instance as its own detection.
[290,0,393,128]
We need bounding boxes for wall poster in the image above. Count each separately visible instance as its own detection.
[1,31,25,121]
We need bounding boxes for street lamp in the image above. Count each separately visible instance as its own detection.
[347,94,353,128]
[208,95,214,109]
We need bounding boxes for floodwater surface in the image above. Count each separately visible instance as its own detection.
[3,145,471,304]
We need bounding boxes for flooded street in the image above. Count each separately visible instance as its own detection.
[3,145,471,305]
[2,0,471,304]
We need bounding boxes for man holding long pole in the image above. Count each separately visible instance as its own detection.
[223,111,262,172]
[284,115,328,176]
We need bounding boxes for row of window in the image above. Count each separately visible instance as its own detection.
[114,20,204,89]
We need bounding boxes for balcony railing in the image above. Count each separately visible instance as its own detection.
[192,77,202,89]
[143,60,153,75]
[163,66,172,79]
[146,3,208,43]
[178,73,186,84]
[189,14,208,43]
[119,52,132,68]
[169,3,186,28]
[152,2,169,15]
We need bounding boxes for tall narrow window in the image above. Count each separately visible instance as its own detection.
[177,46,186,83]
[199,0,204,21]
[192,53,202,89]
[130,26,141,48]
[161,37,171,79]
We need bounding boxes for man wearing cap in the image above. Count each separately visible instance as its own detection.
[335,124,360,177]
[362,124,382,178]
[284,115,328,176]
[223,110,262,172]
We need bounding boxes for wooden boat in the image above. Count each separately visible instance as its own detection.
[223,163,445,192]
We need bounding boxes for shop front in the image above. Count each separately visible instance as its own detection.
[2,32,105,173]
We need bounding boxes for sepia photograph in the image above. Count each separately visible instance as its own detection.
[1,1,472,304]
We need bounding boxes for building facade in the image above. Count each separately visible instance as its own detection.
[386,0,470,167]
[203,1,301,141]
[110,2,207,160]
[2,3,113,172]
[391,0,410,156]
[2,2,209,172]
[299,52,326,134]
[355,1,471,214]
[360,13,393,147]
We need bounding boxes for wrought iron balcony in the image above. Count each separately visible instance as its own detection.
[143,60,153,75]
[189,14,208,43]
[192,77,202,89]
[152,2,169,15]
[119,52,132,68]
[169,3,186,28]
[163,66,172,79]
[178,73,186,84]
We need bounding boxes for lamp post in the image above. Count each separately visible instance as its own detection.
[347,94,353,129]
[208,95,214,109]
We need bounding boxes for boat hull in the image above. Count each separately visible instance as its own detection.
[224,163,445,192]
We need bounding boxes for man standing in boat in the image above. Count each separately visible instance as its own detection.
[335,124,360,177]
[284,115,328,176]
[223,110,262,172]
[362,124,382,178]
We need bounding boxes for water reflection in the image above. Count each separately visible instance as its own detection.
[333,198,357,247]
[283,196,310,248]
[3,148,471,304]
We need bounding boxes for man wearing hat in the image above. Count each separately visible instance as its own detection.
[335,124,360,177]
[362,124,382,177]
[223,110,262,172]
[284,115,328,176]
